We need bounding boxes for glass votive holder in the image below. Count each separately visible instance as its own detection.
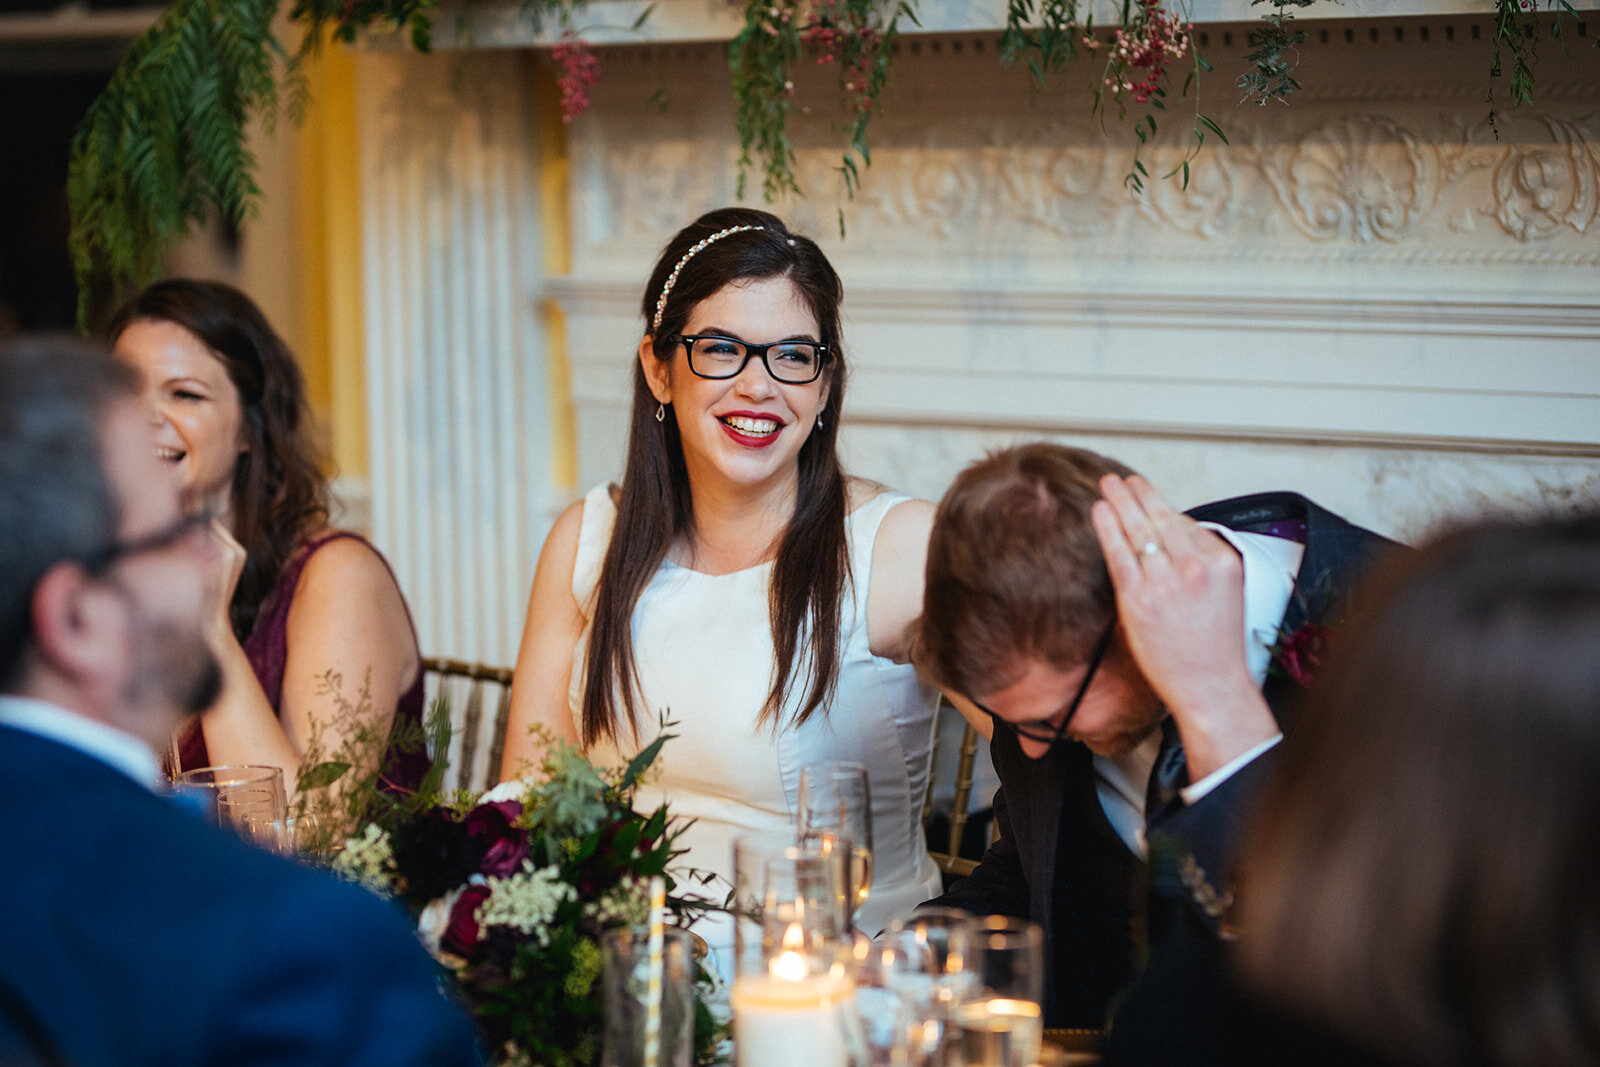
[730,832,848,980]
[600,924,695,1067]
[729,838,854,1067]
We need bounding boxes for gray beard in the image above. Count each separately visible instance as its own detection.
[126,619,223,722]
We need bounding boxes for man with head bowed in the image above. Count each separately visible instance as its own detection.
[0,336,481,1066]
[916,443,1398,1030]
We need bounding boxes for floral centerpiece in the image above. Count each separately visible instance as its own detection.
[324,722,723,1066]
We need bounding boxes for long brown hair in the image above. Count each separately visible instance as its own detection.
[108,279,329,641]
[1239,511,1600,1065]
[581,208,850,746]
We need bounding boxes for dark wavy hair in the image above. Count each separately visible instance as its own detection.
[1240,510,1600,1065]
[108,279,329,642]
[581,207,850,746]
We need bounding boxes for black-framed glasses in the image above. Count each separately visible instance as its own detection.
[82,509,213,576]
[977,620,1116,749]
[676,333,831,385]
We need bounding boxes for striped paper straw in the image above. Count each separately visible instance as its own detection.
[644,876,666,1067]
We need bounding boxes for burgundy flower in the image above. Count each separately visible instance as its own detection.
[443,884,493,959]
[391,806,482,903]
[466,800,529,878]
[1273,622,1331,688]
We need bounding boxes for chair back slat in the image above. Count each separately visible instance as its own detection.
[423,657,515,794]
[925,698,987,879]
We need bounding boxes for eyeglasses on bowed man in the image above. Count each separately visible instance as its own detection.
[674,334,831,385]
[977,619,1116,749]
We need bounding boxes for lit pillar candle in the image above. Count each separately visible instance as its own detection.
[731,924,851,1067]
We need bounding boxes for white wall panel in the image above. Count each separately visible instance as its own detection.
[357,50,554,667]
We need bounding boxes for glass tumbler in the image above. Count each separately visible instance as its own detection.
[601,925,695,1067]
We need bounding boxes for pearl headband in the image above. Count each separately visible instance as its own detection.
[651,224,771,333]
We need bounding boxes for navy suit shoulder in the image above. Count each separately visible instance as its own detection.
[0,725,482,1067]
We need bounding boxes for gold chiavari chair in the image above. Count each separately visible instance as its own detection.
[422,658,514,794]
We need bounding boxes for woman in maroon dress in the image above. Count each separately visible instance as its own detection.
[110,279,427,798]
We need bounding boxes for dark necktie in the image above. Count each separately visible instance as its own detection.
[1144,715,1187,825]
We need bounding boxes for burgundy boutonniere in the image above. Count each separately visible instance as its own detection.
[1269,620,1332,688]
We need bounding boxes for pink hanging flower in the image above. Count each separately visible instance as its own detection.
[1106,0,1192,105]
[550,37,602,123]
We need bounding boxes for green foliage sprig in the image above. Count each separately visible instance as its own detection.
[731,0,916,203]
[1000,0,1084,87]
[1238,0,1315,103]
[732,0,805,201]
[1485,0,1584,138]
[1003,0,1226,194]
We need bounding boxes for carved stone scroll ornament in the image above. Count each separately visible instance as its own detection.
[1493,116,1600,242]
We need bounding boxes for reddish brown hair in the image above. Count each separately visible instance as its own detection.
[917,443,1133,698]
[108,279,328,643]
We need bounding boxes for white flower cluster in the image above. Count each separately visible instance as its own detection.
[583,873,650,928]
[475,861,575,946]
[331,822,395,894]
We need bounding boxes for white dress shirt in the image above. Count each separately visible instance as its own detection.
[1094,527,1304,857]
[0,694,165,791]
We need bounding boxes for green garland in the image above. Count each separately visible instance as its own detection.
[67,0,1592,321]
[67,0,437,325]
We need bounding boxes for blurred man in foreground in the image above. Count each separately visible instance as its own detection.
[0,336,481,1066]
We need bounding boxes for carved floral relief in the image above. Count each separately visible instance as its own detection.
[577,38,1600,268]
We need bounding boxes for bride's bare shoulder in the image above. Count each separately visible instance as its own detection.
[846,475,889,513]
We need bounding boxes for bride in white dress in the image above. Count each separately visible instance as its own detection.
[500,208,943,968]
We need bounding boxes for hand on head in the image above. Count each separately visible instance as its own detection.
[1090,473,1277,779]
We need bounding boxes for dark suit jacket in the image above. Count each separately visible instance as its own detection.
[1101,935,1393,1067]
[927,492,1397,1029]
[0,724,483,1067]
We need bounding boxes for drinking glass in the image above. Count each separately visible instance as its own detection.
[843,933,917,1066]
[216,786,282,831]
[880,908,980,1063]
[601,925,695,1067]
[730,832,849,981]
[239,811,322,855]
[797,762,873,923]
[948,917,1043,1067]
[174,765,286,829]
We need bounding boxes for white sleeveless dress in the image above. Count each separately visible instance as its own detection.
[569,484,943,969]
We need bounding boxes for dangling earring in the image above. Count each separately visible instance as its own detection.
[655,403,666,423]
[815,413,825,430]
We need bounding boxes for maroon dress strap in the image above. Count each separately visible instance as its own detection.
[177,531,429,792]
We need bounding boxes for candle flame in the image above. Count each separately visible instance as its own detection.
[771,950,808,982]
[770,921,809,981]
